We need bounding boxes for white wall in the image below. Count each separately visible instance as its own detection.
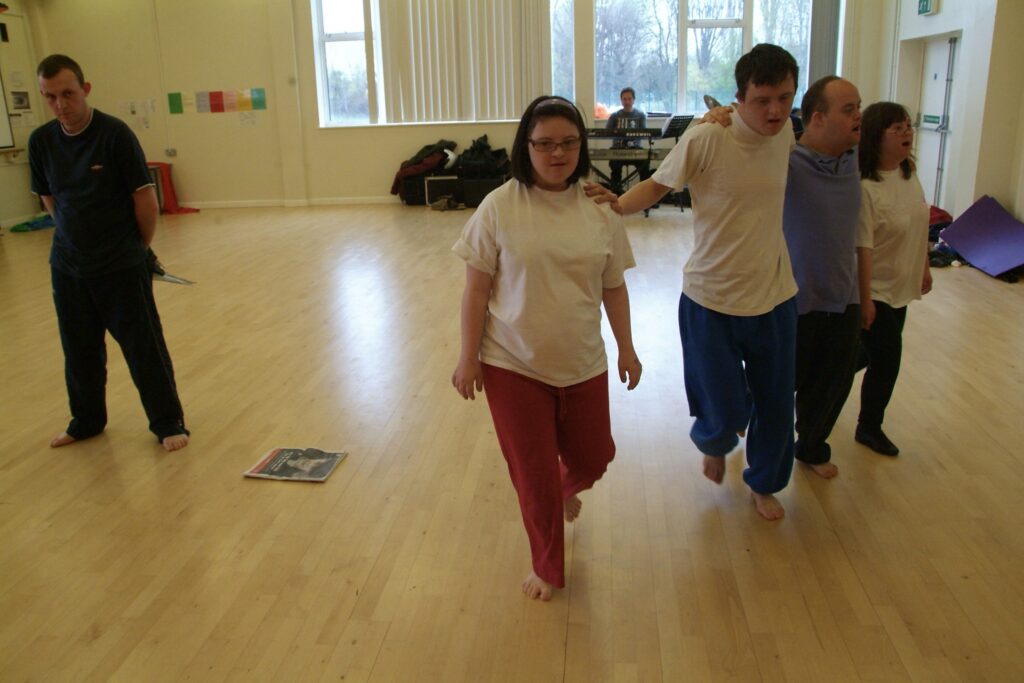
[850,0,1024,219]
[840,0,898,107]
[4,0,1022,225]
[0,0,44,227]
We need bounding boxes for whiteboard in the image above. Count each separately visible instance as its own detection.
[0,68,14,148]
[0,69,14,149]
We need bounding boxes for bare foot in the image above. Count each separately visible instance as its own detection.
[751,492,785,521]
[807,462,839,479]
[162,434,190,452]
[50,432,77,448]
[703,455,725,484]
[522,571,554,601]
[564,495,582,523]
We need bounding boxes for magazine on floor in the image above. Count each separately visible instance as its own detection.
[244,447,347,482]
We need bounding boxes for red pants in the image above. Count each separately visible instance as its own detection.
[482,364,616,587]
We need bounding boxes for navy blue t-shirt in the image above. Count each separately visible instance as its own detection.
[29,109,152,277]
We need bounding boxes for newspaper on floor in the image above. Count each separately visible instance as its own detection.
[243,447,347,482]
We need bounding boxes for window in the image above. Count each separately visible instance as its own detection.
[753,0,812,96]
[595,0,678,118]
[594,0,815,118]
[684,0,745,113]
[551,0,575,100]
[312,0,374,125]
[312,0,553,126]
[311,1,822,126]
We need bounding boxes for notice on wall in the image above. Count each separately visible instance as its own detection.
[167,88,268,115]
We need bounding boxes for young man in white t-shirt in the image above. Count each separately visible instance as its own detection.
[614,44,799,520]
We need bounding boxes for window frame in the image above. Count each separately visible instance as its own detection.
[311,0,379,126]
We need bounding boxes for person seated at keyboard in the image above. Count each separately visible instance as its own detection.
[605,87,652,192]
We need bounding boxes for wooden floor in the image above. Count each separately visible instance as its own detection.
[1,203,1023,682]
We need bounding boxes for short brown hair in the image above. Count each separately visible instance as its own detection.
[37,54,85,86]
[800,75,841,127]
[735,44,798,100]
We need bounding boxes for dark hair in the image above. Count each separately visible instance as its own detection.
[735,44,798,100]
[859,101,915,182]
[510,95,591,187]
[37,54,85,87]
[620,87,636,99]
[800,75,841,127]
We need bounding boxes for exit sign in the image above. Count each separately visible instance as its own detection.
[919,0,938,15]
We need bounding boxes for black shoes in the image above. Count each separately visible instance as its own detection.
[855,425,899,456]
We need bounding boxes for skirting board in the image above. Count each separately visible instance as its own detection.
[183,196,401,209]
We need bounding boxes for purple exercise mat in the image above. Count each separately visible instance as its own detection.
[941,195,1024,277]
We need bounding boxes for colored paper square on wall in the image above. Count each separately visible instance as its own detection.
[251,88,267,110]
[209,91,225,113]
[196,91,211,113]
[238,90,253,111]
[168,92,183,114]
[223,90,238,112]
[182,92,196,113]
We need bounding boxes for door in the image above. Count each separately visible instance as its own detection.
[915,36,957,208]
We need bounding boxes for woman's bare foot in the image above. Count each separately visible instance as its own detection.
[162,434,190,452]
[807,462,838,479]
[564,495,582,522]
[522,571,554,601]
[751,491,785,521]
[702,455,725,484]
[50,432,77,448]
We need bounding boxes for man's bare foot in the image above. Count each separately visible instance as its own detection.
[807,462,839,479]
[703,455,725,484]
[564,495,582,523]
[751,492,785,521]
[50,432,77,448]
[522,571,554,601]
[162,434,190,452]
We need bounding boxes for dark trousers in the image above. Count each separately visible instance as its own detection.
[794,305,860,465]
[858,301,907,430]
[52,264,188,442]
[609,160,651,193]
[679,294,797,495]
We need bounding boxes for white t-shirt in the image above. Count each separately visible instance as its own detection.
[652,111,797,316]
[453,179,636,387]
[856,169,928,308]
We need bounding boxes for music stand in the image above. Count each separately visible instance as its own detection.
[661,115,694,141]
[656,115,695,214]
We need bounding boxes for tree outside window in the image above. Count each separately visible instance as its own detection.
[326,41,369,124]
[753,0,811,97]
[594,0,814,118]
[595,0,678,118]
[551,0,575,100]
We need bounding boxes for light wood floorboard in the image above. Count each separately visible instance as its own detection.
[1,203,1022,681]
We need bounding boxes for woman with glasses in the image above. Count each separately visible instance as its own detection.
[451,95,642,601]
[854,102,933,457]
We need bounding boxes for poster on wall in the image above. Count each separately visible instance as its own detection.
[0,71,15,148]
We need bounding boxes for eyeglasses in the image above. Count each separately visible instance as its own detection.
[886,123,914,135]
[528,137,582,153]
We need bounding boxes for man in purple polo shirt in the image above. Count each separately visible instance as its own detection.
[782,76,863,478]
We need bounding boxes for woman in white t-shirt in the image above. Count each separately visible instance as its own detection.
[451,96,642,601]
[854,102,933,457]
